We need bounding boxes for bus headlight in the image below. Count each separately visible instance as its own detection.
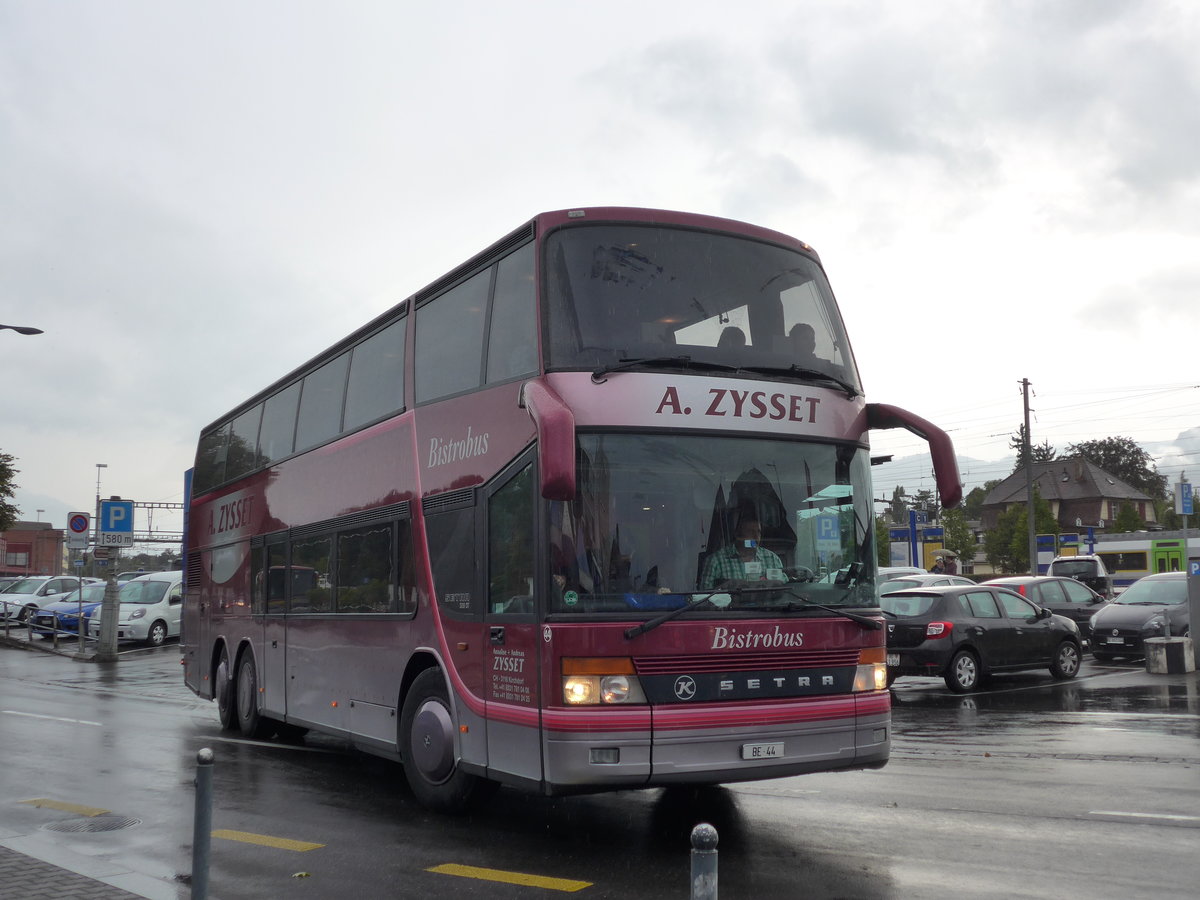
[853,646,888,692]
[562,658,647,705]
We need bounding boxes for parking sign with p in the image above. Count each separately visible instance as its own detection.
[99,499,135,546]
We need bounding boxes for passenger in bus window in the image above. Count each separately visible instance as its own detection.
[700,517,786,589]
[717,326,746,349]
[789,323,820,369]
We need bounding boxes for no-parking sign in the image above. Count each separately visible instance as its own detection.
[67,511,91,550]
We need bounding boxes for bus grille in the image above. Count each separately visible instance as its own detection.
[635,648,860,675]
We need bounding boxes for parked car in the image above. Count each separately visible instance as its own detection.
[32,582,111,637]
[878,566,928,578]
[879,574,974,597]
[0,576,99,622]
[1088,571,1190,661]
[882,584,1083,693]
[88,572,184,646]
[984,576,1109,646]
[1047,554,1113,599]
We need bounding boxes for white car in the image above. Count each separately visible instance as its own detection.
[1,575,101,622]
[88,572,184,646]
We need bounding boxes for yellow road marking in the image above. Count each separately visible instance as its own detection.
[20,799,109,817]
[428,863,591,892]
[211,829,324,852]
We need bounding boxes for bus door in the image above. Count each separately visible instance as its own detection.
[482,461,543,782]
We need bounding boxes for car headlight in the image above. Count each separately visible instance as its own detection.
[562,658,647,705]
[129,608,146,619]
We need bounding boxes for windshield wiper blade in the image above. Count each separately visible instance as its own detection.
[738,365,860,399]
[592,356,740,384]
[776,587,882,629]
[624,591,722,640]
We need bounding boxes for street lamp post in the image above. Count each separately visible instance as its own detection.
[94,464,107,577]
[0,324,44,335]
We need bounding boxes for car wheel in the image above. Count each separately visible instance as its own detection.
[214,647,236,730]
[235,654,272,739]
[1050,641,1081,679]
[944,649,982,693]
[400,669,496,813]
[18,603,37,623]
[146,621,168,646]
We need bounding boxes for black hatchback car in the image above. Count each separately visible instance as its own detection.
[881,584,1084,693]
[984,576,1109,646]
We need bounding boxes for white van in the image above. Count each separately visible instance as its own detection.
[88,571,184,646]
[1047,555,1113,599]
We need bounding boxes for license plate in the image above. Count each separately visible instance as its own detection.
[741,742,784,760]
[887,653,900,667]
[1106,637,1125,644]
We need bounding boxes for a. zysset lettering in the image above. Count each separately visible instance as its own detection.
[655,386,819,423]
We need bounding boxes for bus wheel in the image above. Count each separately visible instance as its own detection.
[400,669,493,813]
[235,654,271,739]
[215,648,236,730]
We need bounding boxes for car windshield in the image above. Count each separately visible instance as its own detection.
[54,584,109,606]
[880,594,938,617]
[2,578,44,595]
[120,581,171,604]
[1114,578,1187,606]
[543,223,861,393]
[546,433,877,615]
[880,579,920,594]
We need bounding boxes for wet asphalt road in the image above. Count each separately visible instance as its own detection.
[0,640,1197,900]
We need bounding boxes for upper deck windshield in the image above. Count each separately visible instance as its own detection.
[547,434,878,616]
[544,223,861,394]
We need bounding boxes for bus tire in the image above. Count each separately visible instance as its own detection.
[215,647,237,730]
[400,669,493,813]
[235,653,272,739]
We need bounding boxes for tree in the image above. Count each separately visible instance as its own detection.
[1065,436,1169,501]
[875,514,892,567]
[0,452,20,532]
[1112,501,1144,533]
[963,481,1000,520]
[982,489,1058,573]
[941,507,977,567]
[1009,427,1056,475]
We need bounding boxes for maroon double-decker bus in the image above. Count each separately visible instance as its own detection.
[182,207,960,812]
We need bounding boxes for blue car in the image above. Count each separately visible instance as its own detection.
[32,583,110,638]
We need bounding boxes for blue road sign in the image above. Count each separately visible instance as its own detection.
[99,499,135,546]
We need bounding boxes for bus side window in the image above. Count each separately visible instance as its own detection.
[488,464,534,615]
[485,244,537,384]
[415,268,490,403]
[426,503,479,618]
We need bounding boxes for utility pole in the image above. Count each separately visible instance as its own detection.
[1022,379,1038,575]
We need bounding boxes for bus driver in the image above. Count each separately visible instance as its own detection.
[700,516,786,589]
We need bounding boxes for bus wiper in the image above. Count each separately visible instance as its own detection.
[738,365,860,399]
[591,356,739,384]
[624,591,724,640]
[775,587,883,629]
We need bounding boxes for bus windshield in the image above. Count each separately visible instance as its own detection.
[544,224,861,393]
[548,434,876,615]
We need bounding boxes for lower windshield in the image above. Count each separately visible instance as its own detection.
[548,434,877,615]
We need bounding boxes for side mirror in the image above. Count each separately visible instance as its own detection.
[1036,606,1053,620]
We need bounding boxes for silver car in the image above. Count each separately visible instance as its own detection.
[88,572,184,646]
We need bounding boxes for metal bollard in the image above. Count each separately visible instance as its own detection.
[192,748,214,900]
[690,823,718,900]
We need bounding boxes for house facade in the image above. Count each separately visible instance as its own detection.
[980,457,1155,532]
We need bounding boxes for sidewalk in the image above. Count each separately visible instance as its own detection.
[0,844,167,899]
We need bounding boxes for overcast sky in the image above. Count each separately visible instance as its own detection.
[4,0,1199,540]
